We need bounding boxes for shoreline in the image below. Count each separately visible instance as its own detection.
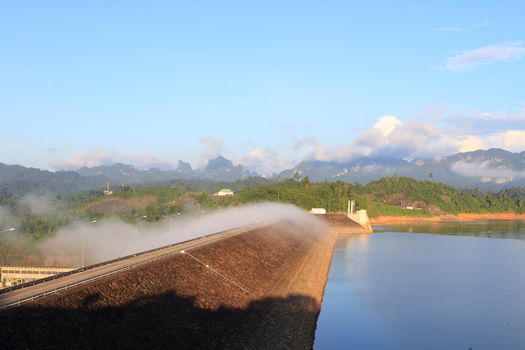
[370,213,525,225]
[308,214,372,346]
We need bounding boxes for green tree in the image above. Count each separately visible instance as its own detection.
[302,176,311,188]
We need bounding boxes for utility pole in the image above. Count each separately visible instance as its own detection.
[134,215,148,230]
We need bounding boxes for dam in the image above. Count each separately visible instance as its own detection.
[0,215,367,349]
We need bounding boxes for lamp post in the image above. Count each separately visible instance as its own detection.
[134,215,147,229]
[82,220,97,268]
[0,228,15,234]
[170,212,183,224]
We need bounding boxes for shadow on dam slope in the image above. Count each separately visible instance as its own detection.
[0,220,335,349]
[0,291,318,349]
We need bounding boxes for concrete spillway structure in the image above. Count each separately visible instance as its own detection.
[322,213,373,236]
[0,266,74,289]
[348,209,373,232]
[0,219,344,349]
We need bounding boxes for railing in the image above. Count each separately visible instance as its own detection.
[0,223,259,295]
[0,221,268,311]
[1,249,180,311]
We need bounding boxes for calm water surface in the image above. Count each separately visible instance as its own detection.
[314,221,525,350]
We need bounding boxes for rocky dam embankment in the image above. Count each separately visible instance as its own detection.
[0,214,369,349]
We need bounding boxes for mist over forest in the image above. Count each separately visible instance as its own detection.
[2,174,525,267]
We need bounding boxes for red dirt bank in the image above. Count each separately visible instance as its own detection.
[371,213,525,225]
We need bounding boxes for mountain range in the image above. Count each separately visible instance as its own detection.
[1,149,524,196]
[278,148,525,190]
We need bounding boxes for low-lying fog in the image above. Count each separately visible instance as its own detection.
[36,203,326,267]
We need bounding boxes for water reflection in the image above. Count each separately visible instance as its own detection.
[344,233,370,250]
[374,220,525,241]
[315,221,525,350]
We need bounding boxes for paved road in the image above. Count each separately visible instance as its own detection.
[0,222,266,311]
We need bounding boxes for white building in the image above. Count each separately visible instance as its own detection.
[310,208,327,215]
[214,188,234,196]
[103,183,113,195]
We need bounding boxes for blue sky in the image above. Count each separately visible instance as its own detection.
[1,1,524,174]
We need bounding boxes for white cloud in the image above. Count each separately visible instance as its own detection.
[372,115,402,136]
[54,151,174,170]
[295,112,525,164]
[293,137,353,162]
[435,23,490,32]
[354,118,460,160]
[49,111,525,175]
[450,160,525,181]
[55,151,115,169]
[440,42,525,71]
[241,148,293,176]
[455,129,525,153]
[488,130,525,152]
[458,135,485,152]
[441,110,525,135]
[292,117,422,162]
[128,154,174,170]
[199,136,226,165]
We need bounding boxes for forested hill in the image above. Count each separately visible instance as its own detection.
[236,177,525,217]
[0,163,110,196]
[363,177,525,215]
[2,177,525,258]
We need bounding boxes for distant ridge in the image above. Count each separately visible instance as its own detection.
[277,148,525,190]
[0,162,110,196]
[1,149,525,196]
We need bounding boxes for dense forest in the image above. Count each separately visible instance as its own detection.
[237,177,525,216]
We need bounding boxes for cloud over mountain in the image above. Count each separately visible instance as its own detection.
[353,116,460,160]
[55,151,173,171]
[241,148,296,177]
[292,112,525,165]
[450,160,525,182]
[295,116,464,162]
[55,151,115,170]
[49,108,525,176]
[199,136,227,166]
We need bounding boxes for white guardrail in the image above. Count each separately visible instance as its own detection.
[0,222,268,312]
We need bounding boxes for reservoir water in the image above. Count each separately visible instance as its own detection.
[314,221,525,350]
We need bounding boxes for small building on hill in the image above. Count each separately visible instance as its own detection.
[103,183,113,195]
[310,208,327,215]
[214,188,234,196]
